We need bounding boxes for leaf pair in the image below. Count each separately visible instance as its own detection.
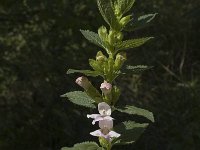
[97,0,136,29]
[80,29,153,52]
[61,91,154,122]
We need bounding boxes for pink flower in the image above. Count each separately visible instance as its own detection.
[90,119,120,141]
[87,102,113,125]
[75,76,90,90]
[100,81,112,95]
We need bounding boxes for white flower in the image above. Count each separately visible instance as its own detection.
[87,102,113,124]
[90,119,120,141]
[100,81,112,95]
[75,76,90,90]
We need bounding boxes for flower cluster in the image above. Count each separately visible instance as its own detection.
[76,76,120,141]
[87,102,120,141]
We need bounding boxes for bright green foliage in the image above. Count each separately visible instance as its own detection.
[125,13,158,31]
[114,37,154,51]
[115,0,135,16]
[61,142,103,150]
[123,65,153,74]
[115,105,154,122]
[80,30,106,49]
[97,0,120,30]
[67,69,102,77]
[61,91,96,108]
[113,121,149,145]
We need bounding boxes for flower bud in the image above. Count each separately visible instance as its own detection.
[119,15,131,27]
[115,52,127,70]
[108,30,115,44]
[98,26,108,41]
[116,32,123,41]
[100,81,112,95]
[89,59,101,71]
[96,51,107,62]
[75,76,90,90]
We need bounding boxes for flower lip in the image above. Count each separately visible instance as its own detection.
[87,102,113,125]
[98,102,111,116]
[87,114,113,125]
[90,129,121,141]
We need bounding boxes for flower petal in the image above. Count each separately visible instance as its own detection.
[92,116,104,125]
[87,114,100,119]
[98,102,111,116]
[108,131,121,138]
[90,129,103,137]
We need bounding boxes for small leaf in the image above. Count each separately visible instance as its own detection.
[114,37,153,51]
[123,65,153,74]
[117,0,135,15]
[80,30,106,49]
[61,91,96,108]
[113,121,149,145]
[97,0,120,29]
[61,141,101,150]
[67,69,101,77]
[115,105,154,122]
[125,13,158,31]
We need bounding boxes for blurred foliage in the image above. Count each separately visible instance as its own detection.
[0,0,200,150]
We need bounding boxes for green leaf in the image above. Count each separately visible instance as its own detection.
[114,37,153,51]
[125,13,158,31]
[61,91,96,108]
[67,69,101,77]
[61,142,102,150]
[123,65,153,74]
[80,30,106,49]
[115,105,154,122]
[97,0,119,29]
[113,121,149,145]
[117,0,135,15]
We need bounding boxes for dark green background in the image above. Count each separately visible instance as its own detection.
[0,0,200,149]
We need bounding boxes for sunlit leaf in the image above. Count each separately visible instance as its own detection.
[125,13,158,31]
[122,65,153,74]
[114,37,153,51]
[61,91,96,108]
[115,105,154,122]
[97,0,120,29]
[80,30,106,49]
[117,0,135,15]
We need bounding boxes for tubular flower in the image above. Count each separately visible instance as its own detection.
[87,102,113,125]
[75,76,90,90]
[90,119,120,141]
[100,81,112,95]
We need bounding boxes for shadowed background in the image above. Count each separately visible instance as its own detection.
[0,0,200,149]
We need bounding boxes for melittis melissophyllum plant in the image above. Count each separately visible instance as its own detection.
[61,0,157,149]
